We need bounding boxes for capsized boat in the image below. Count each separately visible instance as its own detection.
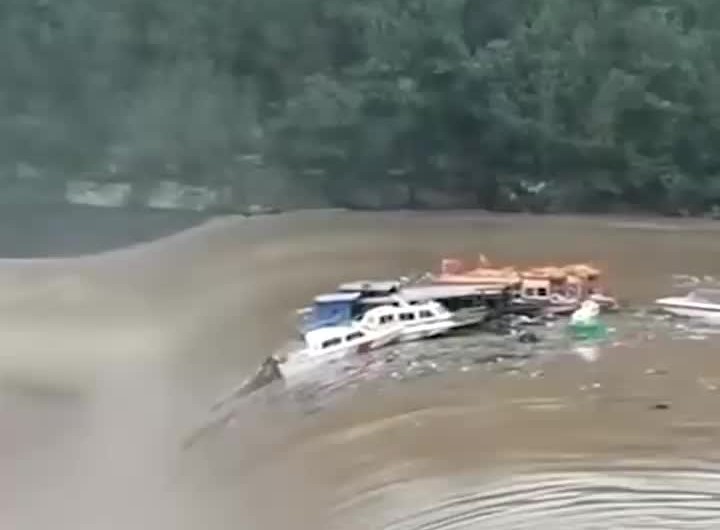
[655,287,720,320]
[358,297,456,342]
[274,322,402,380]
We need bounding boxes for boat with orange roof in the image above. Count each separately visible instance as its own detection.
[432,255,619,315]
[517,266,580,315]
[433,255,522,287]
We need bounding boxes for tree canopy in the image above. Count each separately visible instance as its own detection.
[3,0,720,214]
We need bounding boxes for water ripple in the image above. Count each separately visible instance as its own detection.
[374,465,720,530]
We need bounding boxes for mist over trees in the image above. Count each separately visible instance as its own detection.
[3,0,720,214]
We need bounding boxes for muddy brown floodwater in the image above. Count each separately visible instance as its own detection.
[1,210,720,530]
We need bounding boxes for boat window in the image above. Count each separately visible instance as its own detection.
[524,288,535,296]
[399,312,415,321]
[345,331,365,341]
[321,337,342,349]
[537,287,548,297]
[379,314,394,324]
[419,310,433,318]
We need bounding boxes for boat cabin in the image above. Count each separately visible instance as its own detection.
[361,301,447,328]
[300,292,365,332]
[517,278,555,301]
[337,280,402,297]
[564,275,584,298]
[562,264,612,296]
[360,284,511,313]
[299,279,541,334]
[305,326,367,351]
[557,273,608,300]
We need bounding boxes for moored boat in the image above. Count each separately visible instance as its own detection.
[338,280,543,318]
[432,254,619,314]
[655,288,720,320]
[274,322,402,380]
[297,281,542,335]
[433,257,522,286]
[296,292,366,333]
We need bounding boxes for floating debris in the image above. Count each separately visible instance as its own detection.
[184,292,720,446]
[209,357,283,413]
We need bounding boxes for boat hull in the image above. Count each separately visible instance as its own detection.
[396,320,456,342]
[277,327,402,380]
[655,301,720,320]
[545,302,581,316]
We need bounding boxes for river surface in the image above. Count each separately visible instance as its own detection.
[1,209,720,529]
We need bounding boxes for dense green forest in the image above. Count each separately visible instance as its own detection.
[3,0,720,214]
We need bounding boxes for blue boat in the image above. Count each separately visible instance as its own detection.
[297,292,367,333]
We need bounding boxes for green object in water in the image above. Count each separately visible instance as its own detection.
[568,318,608,340]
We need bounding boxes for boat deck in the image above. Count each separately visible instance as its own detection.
[358,283,509,305]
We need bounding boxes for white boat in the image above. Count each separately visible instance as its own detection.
[655,288,720,320]
[358,297,457,342]
[273,322,402,379]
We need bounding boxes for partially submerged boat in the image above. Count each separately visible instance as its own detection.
[358,297,457,342]
[655,288,720,320]
[274,322,402,379]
